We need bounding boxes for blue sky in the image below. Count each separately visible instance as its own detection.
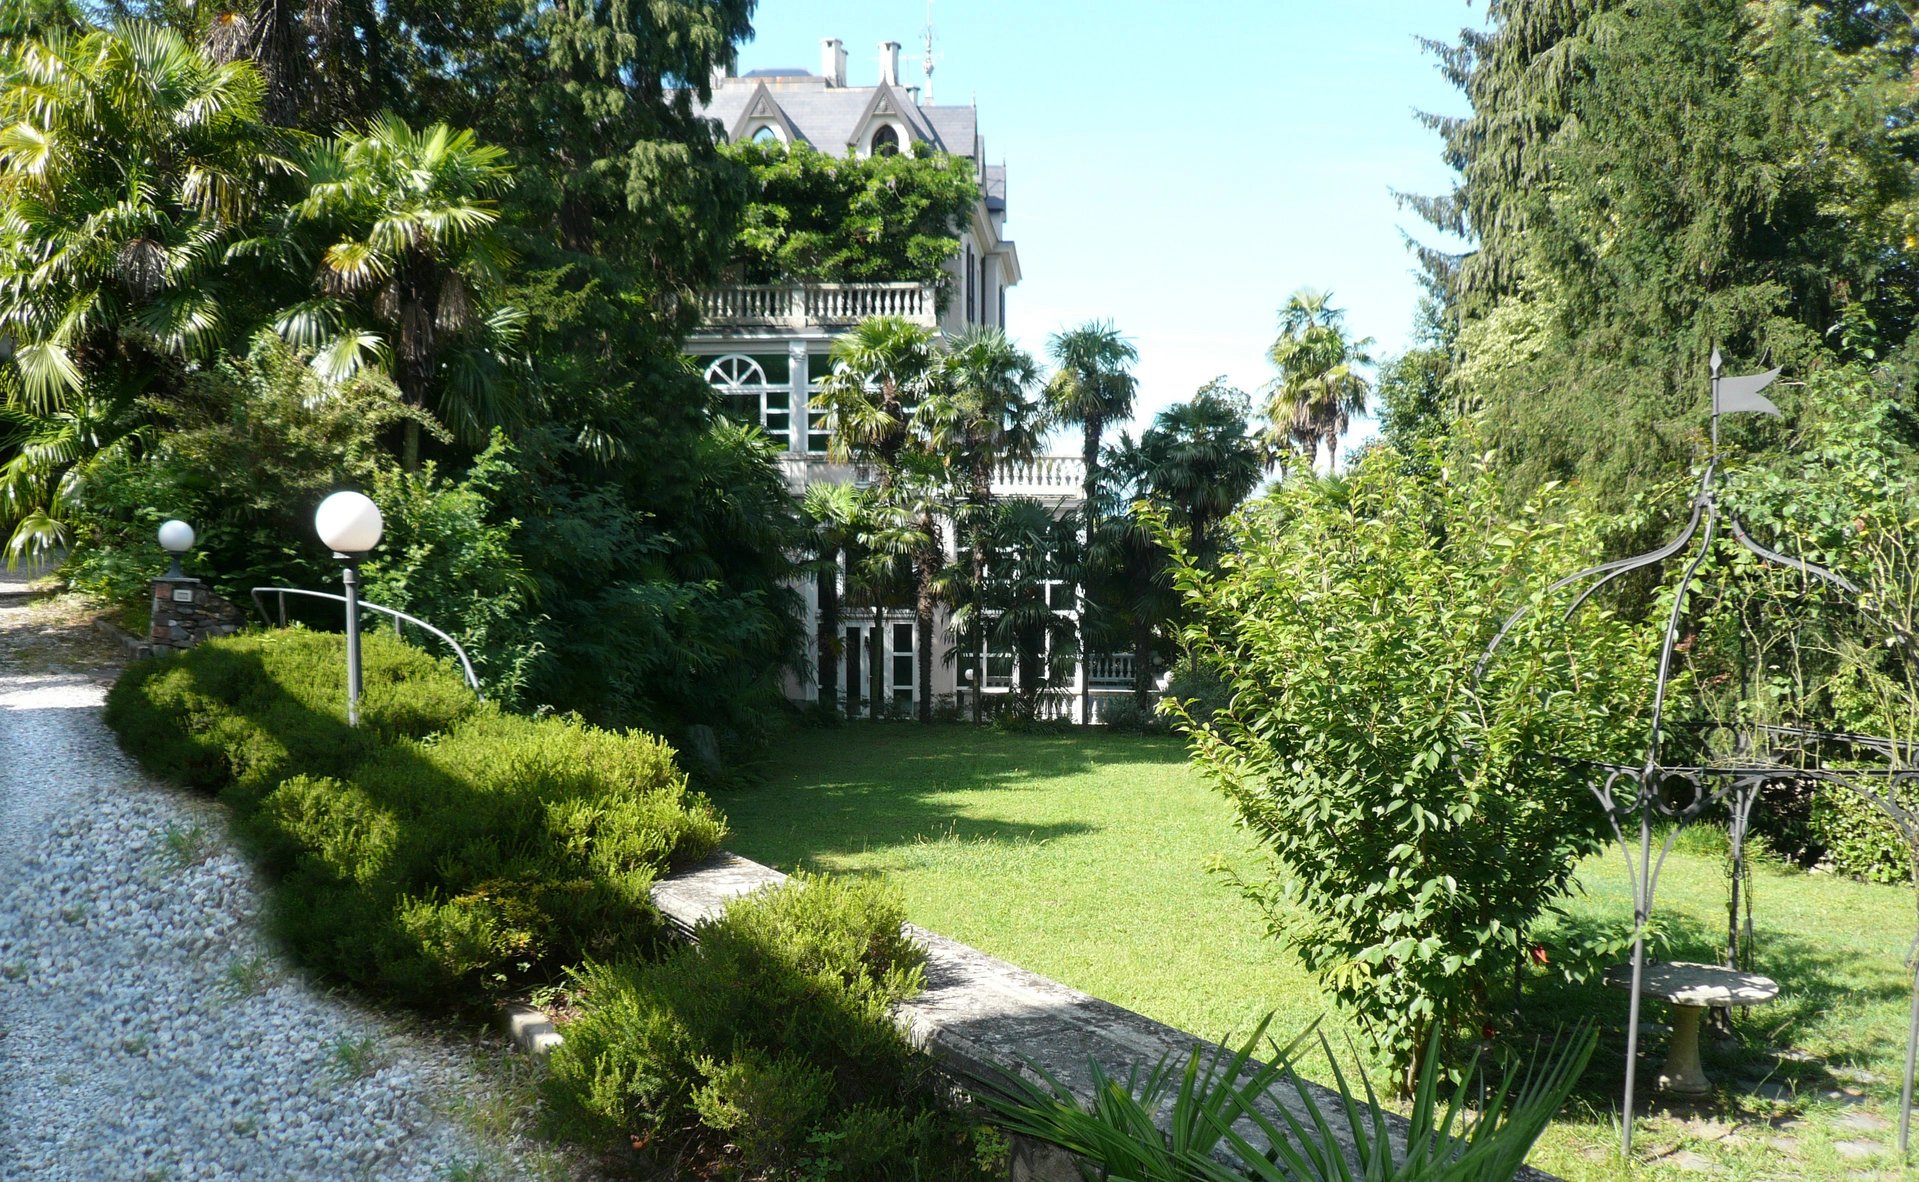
[735,1,1481,441]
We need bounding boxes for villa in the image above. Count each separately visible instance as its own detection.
[687,39,1134,719]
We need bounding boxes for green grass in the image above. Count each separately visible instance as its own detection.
[723,724,1919,1182]
[723,725,1319,1046]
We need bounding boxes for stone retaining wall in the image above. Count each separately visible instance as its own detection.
[650,851,1561,1182]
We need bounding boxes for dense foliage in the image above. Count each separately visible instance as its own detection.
[104,629,724,1004]
[1415,0,1919,502]
[545,873,1000,1180]
[728,140,980,294]
[1170,443,1658,1070]
[0,13,808,760]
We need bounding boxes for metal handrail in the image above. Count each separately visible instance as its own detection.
[249,586,483,696]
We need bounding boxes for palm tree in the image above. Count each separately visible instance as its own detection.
[973,498,1080,721]
[0,23,282,560]
[1263,288,1374,473]
[815,316,939,486]
[815,315,941,719]
[275,115,520,470]
[1095,381,1262,705]
[1045,320,1137,725]
[849,491,919,720]
[1135,380,1263,570]
[0,24,281,409]
[801,481,866,716]
[922,326,1041,722]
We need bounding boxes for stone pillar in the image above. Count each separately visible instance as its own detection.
[148,578,245,653]
[788,339,810,457]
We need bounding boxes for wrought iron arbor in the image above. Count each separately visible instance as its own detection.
[1479,354,1918,1157]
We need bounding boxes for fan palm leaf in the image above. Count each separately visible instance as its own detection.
[1262,288,1375,473]
[275,113,518,461]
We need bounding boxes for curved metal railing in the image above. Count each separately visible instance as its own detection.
[249,586,483,696]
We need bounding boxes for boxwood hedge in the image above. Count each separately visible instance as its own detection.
[105,628,725,1006]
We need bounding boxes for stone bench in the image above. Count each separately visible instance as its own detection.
[653,851,1561,1181]
[1604,960,1779,1096]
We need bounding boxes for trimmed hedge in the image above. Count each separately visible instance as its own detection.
[105,629,725,1004]
[544,872,1000,1181]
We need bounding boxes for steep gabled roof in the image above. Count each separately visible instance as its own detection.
[689,75,981,162]
[842,81,934,154]
[728,81,807,146]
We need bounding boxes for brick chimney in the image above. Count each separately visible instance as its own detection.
[821,38,847,87]
[878,40,901,86]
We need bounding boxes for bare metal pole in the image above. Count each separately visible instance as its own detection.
[1622,807,1652,1158]
[339,556,363,727]
[1902,960,1919,1154]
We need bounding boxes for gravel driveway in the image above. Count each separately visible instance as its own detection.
[0,585,578,1181]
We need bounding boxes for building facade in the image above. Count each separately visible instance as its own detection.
[687,40,1133,717]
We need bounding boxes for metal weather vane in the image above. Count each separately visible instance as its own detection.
[1479,353,1919,1159]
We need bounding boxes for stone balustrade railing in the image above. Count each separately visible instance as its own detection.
[993,455,1085,494]
[699,282,938,328]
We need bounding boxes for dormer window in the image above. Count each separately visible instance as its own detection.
[869,124,900,157]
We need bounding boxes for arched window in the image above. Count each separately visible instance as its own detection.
[869,124,900,157]
[704,354,789,448]
[750,125,780,144]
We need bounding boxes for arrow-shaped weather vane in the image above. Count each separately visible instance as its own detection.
[1710,347,1781,446]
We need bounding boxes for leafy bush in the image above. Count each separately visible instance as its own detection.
[981,1014,1597,1182]
[727,140,981,293]
[544,872,998,1181]
[1097,696,1168,735]
[1160,655,1232,731]
[60,337,542,701]
[105,629,723,1004]
[1170,445,1656,1073]
[1809,783,1918,883]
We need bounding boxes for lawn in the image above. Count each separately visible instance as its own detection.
[718,723,1919,1180]
[722,724,1316,1044]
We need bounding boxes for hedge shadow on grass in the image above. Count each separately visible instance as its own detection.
[105,629,724,1011]
[720,727,1192,866]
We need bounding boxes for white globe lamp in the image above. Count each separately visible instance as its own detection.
[314,491,384,557]
[314,491,383,727]
[157,519,194,579]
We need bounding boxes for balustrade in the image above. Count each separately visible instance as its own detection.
[992,455,1086,492]
[699,282,935,327]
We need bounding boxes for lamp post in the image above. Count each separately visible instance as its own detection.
[157,519,194,579]
[314,491,384,726]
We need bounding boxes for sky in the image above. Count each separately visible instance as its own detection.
[734,0,1483,442]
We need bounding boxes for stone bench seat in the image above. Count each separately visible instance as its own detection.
[1604,961,1779,1096]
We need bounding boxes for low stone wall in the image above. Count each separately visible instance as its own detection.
[651,852,1560,1182]
[148,578,245,653]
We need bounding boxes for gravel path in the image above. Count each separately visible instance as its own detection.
[0,588,577,1182]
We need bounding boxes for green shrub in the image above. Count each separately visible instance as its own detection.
[1810,787,1917,883]
[1096,696,1168,735]
[544,872,998,1181]
[105,628,723,1004]
[1159,654,1232,731]
[1170,445,1657,1075]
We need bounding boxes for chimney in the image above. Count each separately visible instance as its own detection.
[906,85,921,107]
[878,40,901,86]
[821,38,846,87]
[710,54,733,91]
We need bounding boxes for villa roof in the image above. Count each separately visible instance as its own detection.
[693,72,980,160]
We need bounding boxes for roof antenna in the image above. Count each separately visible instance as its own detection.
[922,0,938,103]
